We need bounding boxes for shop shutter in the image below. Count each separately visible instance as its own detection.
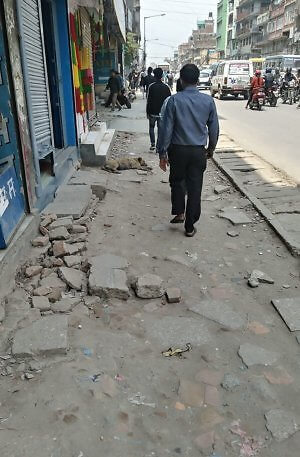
[80,7,96,126]
[17,0,54,158]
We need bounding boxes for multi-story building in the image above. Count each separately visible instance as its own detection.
[234,0,271,58]
[217,0,229,57]
[226,0,240,57]
[176,14,217,67]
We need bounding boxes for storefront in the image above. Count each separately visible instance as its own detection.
[16,0,78,208]
[0,6,26,247]
[69,1,98,140]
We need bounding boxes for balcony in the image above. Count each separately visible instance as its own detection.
[236,10,250,21]
[257,11,270,25]
[236,27,251,37]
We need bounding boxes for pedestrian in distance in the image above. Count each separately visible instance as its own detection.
[167,71,174,91]
[157,63,219,237]
[106,69,122,112]
[143,67,155,98]
[146,67,171,151]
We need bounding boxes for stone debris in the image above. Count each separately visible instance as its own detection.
[221,373,240,391]
[49,227,70,241]
[31,236,50,247]
[52,241,85,257]
[51,297,81,313]
[39,272,67,292]
[25,266,43,278]
[238,343,279,367]
[58,267,85,291]
[248,270,274,288]
[166,287,181,303]
[67,233,88,244]
[265,409,299,441]
[271,297,300,331]
[40,213,57,228]
[214,184,230,194]
[43,257,64,268]
[219,209,252,225]
[88,254,129,270]
[71,225,87,234]
[12,315,69,356]
[64,255,82,268]
[89,267,130,300]
[33,286,52,297]
[48,216,73,230]
[189,300,246,330]
[32,296,51,312]
[135,274,164,299]
[227,230,239,237]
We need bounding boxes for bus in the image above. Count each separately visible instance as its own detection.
[249,57,265,72]
[262,55,300,74]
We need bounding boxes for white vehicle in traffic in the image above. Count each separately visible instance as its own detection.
[210,60,254,99]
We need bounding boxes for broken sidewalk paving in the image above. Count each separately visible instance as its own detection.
[1,125,300,456]
[214,133,300,255]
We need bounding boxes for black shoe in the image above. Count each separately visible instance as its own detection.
[185,227,197,237]
[150,145,155,151]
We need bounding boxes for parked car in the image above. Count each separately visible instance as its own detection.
[210,60,254,99]
[197,70,211,90]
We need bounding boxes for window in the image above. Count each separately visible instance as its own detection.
[229,63,250,74]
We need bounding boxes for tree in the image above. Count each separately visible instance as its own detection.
[125,32,140,67]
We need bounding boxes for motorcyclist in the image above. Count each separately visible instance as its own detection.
[246,69,264,109]
[284,68,296,83]
[264,68,274,91]
[282,68,296,104]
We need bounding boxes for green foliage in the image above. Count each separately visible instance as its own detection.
[125,32,139,66]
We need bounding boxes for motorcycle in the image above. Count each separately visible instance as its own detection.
[265,84,279,107]
[249,88,265,111]
[282,80,296,104]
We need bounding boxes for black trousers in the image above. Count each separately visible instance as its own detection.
[168,145,207,233]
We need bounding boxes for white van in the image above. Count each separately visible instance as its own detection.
[210,60,254,99]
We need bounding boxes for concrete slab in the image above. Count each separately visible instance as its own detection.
[12,315,68,356]
[68,170,108,200]
[88,254,129,270]
[271,297,300,331]
[218,209,252,225]
[145,316,211,347]
[44,185,92,219]
[89,266,130,300]
[189,300,246,330]
[265,409,299,441]
[238,343,279,367]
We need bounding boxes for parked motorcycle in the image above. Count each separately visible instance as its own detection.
[249,88,265,110]
[265,84,279,107]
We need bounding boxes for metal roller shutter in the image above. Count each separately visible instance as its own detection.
[80,7,96,126]
[17,0,54,158]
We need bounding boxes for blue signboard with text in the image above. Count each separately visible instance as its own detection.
[0,16,25,247]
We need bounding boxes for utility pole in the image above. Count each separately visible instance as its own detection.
[143,14,166,68]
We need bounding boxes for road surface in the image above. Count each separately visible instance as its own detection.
[214,95,300,184]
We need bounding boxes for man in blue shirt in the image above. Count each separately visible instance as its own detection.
[157,64,219,237]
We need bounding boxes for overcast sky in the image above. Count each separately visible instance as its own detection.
[140,0,218,67]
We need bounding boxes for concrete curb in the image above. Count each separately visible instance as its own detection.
[213,153,300,257]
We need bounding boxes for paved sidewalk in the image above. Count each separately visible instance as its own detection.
[0,97,300,457]
[214,134,300,255]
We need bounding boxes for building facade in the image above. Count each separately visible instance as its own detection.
[217,0,229,57]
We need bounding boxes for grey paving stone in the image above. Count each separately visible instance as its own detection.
[48,216,73,230]
[64,255,82,268]
[88,254,129,270]
[238,343,279,367]
[51,297,81,313]
[214,185,230,194]
[189,300,246,330]
[271,297,300,331]
[89,266,130,300]
[135,274,164,299]
[219,209,252,225]
[49,227,70,241]
[32,296,51,312]
[145,316,211,347]
[265,409,299,441]
[58,267,85,291]
[12,315,68,356]
[44,185,92,219]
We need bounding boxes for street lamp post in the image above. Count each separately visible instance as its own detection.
[143,14,166,68]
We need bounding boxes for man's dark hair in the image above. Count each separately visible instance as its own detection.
[180,64,200,85]
[147,66,153,74]
[154,67,163,79]
[111,69,116,74]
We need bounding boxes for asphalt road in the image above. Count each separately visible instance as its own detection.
[214,95,300,184]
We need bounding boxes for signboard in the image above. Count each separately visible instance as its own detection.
[0,162,25,248]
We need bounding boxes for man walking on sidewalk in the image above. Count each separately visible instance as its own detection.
[106,69,122,111]
[147,67,171,151]
[157,64,219,237]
